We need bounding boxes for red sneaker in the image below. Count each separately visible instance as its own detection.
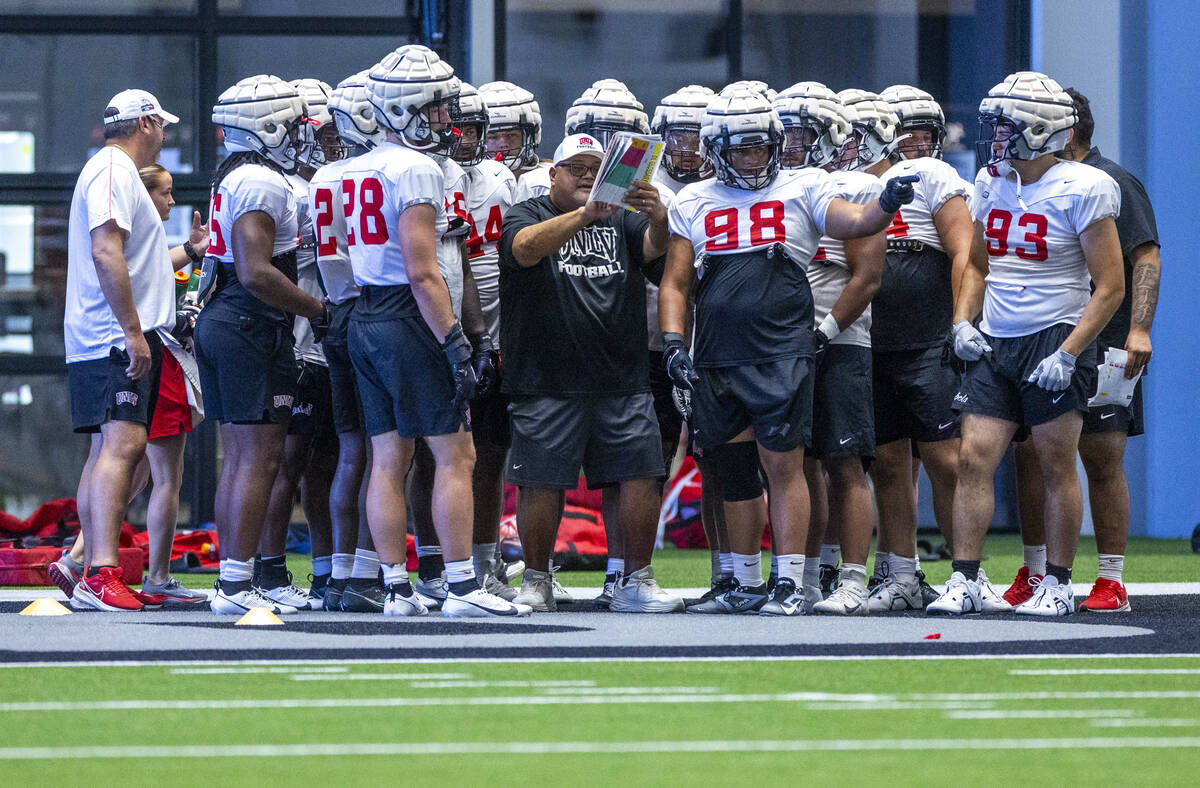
[1002,565,1044,607]
[129,589,166,609]
[70,566,144,612]
[47,556,83,599]
[1079,577,1131,612]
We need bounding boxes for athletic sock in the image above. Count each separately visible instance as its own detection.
[776,554,805,584]
[1046,562,1072,585]
[889,554,917,583]
[1097,554,1124,583]
[1024,544,1047,576]
[718,552,734,575]
[607,557,625,576]
[841,563,867,590]
[770,554,779,577]
[802,559,821,589]
[819,544,841,568]
[951,559,980,581]
[445,559,479,595]
[331,553,355,581]
[709,551,723,581]
[732,552,762,588]
[417,553,445,581]
[60,550,85,574]
[381,562,409,588]
[311,555,332,577]
[259,554,288,589]
[871,551,893,581]
[472,543,497,575]
[351,549,380,580]
[219,557,253,590]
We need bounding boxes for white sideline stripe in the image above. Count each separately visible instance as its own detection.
[1091,718,1200,728]
[171,667,350,675]
[4,654,1200,669]
[945,709,1139,720]
[539,686,721,695]
[407,680,596,689]
[3,737,1200,760]
[288,672,472,682]
[7,689,1200,713]
[1010,668,1200,676]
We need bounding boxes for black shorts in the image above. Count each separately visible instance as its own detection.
[195,311,296,424]
[648,349,684,457]
[471,386,511,447]
[811,344,875,459]
[507,393,665,489]
[691,356,814,453]
[1083,373,1144,437]
[349,315,463,438]
[68,332,163,433]
[288,360,335,443]
[873,345,961,445]
[323,300,364,435]
[954,323,1098,428]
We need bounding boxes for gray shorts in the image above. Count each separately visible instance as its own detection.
[507,392,666,489]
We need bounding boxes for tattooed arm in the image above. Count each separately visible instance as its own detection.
[1125,242,1162,379]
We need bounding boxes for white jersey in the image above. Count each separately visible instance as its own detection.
[644,168,688,351]
[65,146,175,362]
[308,157,359,306]
[286,173,324,365]
[879,156,969,251]
[971,159,1120,338]
[438,156,469,320]
[339,141,445,288]
[463,159,516,339]
[208,163,299,264]
[810,169,883,348]
[512,161,551,203]
[668,168,842,266]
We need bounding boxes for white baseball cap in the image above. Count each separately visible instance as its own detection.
[553,133,605,164]
[103,89,180,126]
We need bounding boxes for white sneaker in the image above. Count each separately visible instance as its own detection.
[259,582,319,611]
[513,569,557,612]
[550,565,573,604]
[383,583,428,617]
[414,575,448,611]
[812,583,869,616]
[211,584,297,616]
[443,587,533,618]
[610,566,684,613]
[867,575,923,613]
[977,568,1015,613]
[760,578,806,616]
[926,571,981,615]
[1015,577,1074,616]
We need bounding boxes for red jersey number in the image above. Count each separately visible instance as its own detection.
[208,193,226,256]
[342,177,389,246]
[885,210,909,238]
[702,201,787,252]
[312,187,338,257]
[984,208,1048,262]
[465,204,504,259]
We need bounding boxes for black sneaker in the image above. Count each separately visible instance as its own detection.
[593,572,619,610]
[685,583,768,614]
[684,575,736,606]
[818,564,839,598]
[341,578,387,613]
[308,573,330,602]
[767,571,778,594]
[761,578,805,616]
[322,578,346,611]
[917,569,940,607]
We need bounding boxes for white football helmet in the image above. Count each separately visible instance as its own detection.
[720,79,777,102]
[290,78,336,169]
[700,89,784,191]
[772,83,850,170]
[213,74,306,173]
[837,89,900,170]
[651,84,715,182]
[451,81,489,167]
[978,71,1076,171]
[478,80,541,171]
[880,84,946,159]
[564,79,650,149]
[328,70,386,150]
[367,44,460,154]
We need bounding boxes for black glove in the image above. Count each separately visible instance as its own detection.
[441,321,477,422]
[309,300,331,343]
[663,331,699,392]
[814,327,831,358]
[878,174,920,214]
[172,304,200,340]
[469,331,501,398]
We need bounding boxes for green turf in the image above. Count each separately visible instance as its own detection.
[2,656,1200,784]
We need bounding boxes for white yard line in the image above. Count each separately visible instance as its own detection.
[1010,668,1200,676]
[945,709,1139,719]
[407,680,596,689]
[287,672,472,682]
[1091,718,1200,728]
[2,737,1200,760]
[170,666,350,675]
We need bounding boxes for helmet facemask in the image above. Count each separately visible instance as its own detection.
[896,120,945,160]
[706,130,782,190]
[662,124,711,182]
[781,122,821,169]
[397,94,461,157]
[222,119,303,174]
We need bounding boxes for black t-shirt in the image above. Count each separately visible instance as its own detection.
[499,196,653,397]
[871,246,953,352]
[694,245,814,367]
[1082,147,1160,349]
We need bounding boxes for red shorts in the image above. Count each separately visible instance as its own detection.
[148,346,193,440]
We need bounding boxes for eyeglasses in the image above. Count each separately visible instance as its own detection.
[147,115,165,129]
[559,161,601,178]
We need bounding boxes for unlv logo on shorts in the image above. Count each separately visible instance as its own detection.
[115,391,139,407]
[274,395,294,409]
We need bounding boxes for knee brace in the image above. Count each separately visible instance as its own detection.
[707,441,764,502]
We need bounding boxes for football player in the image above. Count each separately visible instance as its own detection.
[342,45,530,618]
[880,84,946,161]
[200,75,325,615]
[308,70,389,613]
[479,80,544,183]
[659,88,917,616]
[720,79,777,102]
[841,87,975,613]
[928,71,1123,616]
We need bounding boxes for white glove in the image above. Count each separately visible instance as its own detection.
[952,320,992,361]
[1027,347,1077,391]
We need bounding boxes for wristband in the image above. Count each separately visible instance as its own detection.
[817,313,841,342]
[182,241,202,263]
